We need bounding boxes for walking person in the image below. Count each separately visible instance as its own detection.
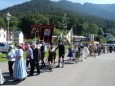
[97,44,101,56]
[79,46,85,62]
[109,45,113,53]
[55,41,65,68]
[40,41,46,68]
[13,44,27,82]
[93,44,97,57]
[72,45,77,61]
[48,42,55,71]
[26,44,33,69]
[29,44,40,76]
[6,45,16,77]
[67,47,73,61]
[84,45,89,59]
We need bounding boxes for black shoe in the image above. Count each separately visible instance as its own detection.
[56,65,60,68]
[13,79,20,82]
[22,78,26,81]
[48,68,52,71]
[43,64,46,67]
[27,74,33,77]
[37,72,40,75]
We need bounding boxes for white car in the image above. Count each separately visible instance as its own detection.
[0,43,9,53]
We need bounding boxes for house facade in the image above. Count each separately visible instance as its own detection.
[0,27,7,43]
[12,31,24,43]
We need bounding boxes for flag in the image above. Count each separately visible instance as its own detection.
[57,30,64,42]
[66,28,73,44]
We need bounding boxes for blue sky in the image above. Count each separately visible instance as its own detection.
[0,0,115,10]
[0,0,30,10]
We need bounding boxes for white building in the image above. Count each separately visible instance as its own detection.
[12,31,24,43]
[0,27,7,43]
[105,33,115,41]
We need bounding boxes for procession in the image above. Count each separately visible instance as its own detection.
[1,35,115,85]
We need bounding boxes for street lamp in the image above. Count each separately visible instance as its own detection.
[6,12,11,46]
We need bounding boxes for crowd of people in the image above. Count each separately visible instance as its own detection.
[0,41,115,84]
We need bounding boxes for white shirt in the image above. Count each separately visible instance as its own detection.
[26,48,33,60]
[7,49,16,61]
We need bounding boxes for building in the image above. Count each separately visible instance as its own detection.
[104,33,115,41]
[12,31,24,43]
[0,27,7,43]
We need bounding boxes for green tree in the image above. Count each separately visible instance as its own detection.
[87,24,98,35]
[10,16,19,31]
[0,17,5,27]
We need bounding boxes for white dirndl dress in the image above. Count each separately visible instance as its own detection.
[13,49,27,79]
[0,69,5,84]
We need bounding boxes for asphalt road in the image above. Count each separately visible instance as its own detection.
[0,52,115,86]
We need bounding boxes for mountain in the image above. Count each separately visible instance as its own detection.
[1,0,115,20]
[0,0,115,21]
[1,0,115,37]
[55,0,115,20]
[0,0,67,18]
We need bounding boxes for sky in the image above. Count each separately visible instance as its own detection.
[0,0,30,10]
[0,0,115,10]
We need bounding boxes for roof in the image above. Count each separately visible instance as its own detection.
[12,31,23,34]
[52,35,86,39]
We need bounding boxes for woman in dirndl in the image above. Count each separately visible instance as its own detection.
[67,47,73,61]
[0,69,5,84]
[13,44,27,82]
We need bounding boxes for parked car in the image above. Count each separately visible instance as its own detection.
[0,43,9,53]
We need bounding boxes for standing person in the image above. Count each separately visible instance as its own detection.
[29,44,40,76]
[48,42,55,71]
[13,44,27,82]
[6,45,16,77]
[26,44,33,69]
[0,69,5,84]
[40,41,46,68]
[55,41,65,68]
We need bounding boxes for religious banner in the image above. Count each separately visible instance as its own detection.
[26,24,39,39]
[39,25,54,43]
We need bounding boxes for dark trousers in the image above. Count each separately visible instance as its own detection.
[26,60,30,67]
[41,52,45,66]
[8,61,14,76]
[30,60,40,75]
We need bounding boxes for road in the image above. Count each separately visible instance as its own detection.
[0,52,115,86]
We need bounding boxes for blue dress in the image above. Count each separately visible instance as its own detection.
[13,49,27,79]
[67,48,73,57]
